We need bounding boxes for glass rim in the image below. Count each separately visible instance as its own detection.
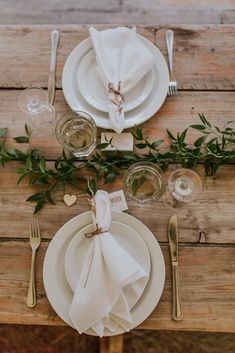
[55,110,97,155]
[123,161,166,203]
[168,168,202,202]
[18,86,49,114]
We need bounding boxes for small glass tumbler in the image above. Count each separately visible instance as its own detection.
[123,162,166,203]
[168,168,202,202]
[55,111,97,158]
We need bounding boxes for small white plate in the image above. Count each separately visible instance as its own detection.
[77,49,154,113]
[64,221,151,293]
[43,211,165,336]
[62,35,169,130]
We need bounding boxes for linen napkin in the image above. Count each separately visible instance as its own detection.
[69,190,148,337]
[89,26,154,134]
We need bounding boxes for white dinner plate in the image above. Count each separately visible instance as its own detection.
[77,49,154,113]
[43,211,165,336]
[62,35,169,130]
[64,221,151,293]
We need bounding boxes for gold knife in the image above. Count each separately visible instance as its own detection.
[47,30,60,105]
[168,214,183,321]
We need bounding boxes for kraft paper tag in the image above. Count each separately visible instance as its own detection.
[101,132,133,151]
[109,190,128,212]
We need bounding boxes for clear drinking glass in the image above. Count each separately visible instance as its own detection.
[55,111,97,158]
[123,162,166,203]
[168,168,202,202]
[18,87,56,135]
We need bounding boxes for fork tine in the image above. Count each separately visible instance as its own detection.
[35,218,40,238]
[169,85,172,96]
[30,219,34,238]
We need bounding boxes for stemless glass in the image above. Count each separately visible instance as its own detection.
[18,87,56,135]
[55,111,97,158]
[123,162,166,203]
[168,168,202,202]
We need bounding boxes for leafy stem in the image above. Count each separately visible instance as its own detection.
[0,115,234,213]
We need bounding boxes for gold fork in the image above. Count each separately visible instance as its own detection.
[27,218,41,308]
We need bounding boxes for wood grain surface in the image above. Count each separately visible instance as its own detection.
[1,241,235,333]
[0,25,235,90]
[1,0,235,25]
[0,25,235,334]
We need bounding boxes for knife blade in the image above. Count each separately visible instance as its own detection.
[47,30,60,105]
[168,214,178,263]
[168,214,183,321]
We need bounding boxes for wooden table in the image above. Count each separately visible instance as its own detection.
[0,24,235,351]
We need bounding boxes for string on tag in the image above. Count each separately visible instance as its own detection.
[85,223,107,238]
[108,81,124,114]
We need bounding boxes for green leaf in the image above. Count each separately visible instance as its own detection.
[17,172,28,185]
[34,199,45,214]
[132,127,143,140]
[39,158,46,173]
[135,143,147,149]
[25,124,32,137]
[198,113,211,127]
[167,129,176,141]
[26,156,32,169]
[45,190,55,204]
[131,175,146,195]
[190,125,207,131]
[13,136,29,143]
[96,142,110,150]
[104,171,118,183]
[0,128,7,137]
[32,176,49,185]
[180,129,188,142]
[26,192,44,202]
[194,135,207,147]
[150,139,164,149]
[122,153,138,161]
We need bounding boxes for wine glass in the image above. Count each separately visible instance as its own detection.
[123,162,166,203]
[168,168,202,202]
[18,87,56,135]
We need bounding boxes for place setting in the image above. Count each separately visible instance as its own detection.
[62,26,169,132]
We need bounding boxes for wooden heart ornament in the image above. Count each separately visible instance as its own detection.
[63,194,77,207]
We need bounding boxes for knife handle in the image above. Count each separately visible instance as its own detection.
[50,30,59,72]
[172,262,183,321]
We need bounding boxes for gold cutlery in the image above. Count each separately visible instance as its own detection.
[47,29,60,105]
[165,30,177,96]
[168,214,183,320]
[27,218,41,308]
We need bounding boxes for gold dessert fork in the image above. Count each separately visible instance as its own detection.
[27,218,41,308]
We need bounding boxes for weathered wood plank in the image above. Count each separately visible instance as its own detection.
[0,163,234,244]
[1,0,235,25]
[1,240,235,333]
[0,25,235,90]
[1,90,235,159]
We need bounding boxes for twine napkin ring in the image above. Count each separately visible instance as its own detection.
[85,223,107,238]
[108,81,124,114]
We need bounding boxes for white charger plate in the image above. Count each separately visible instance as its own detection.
[62,35,169,130]
[64,221,151,293]
[43,211,165,336]
[77,49,154,113]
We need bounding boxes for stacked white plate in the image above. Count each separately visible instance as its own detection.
[62,35,169,130]
[43,211,165,336]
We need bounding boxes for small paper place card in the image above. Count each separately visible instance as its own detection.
[101,132,133,151]
[109,190,128,212]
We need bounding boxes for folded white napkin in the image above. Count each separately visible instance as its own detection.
[89,26,154,134]
[69,190,148,337]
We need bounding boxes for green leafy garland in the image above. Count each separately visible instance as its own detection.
[0,114,234,213]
